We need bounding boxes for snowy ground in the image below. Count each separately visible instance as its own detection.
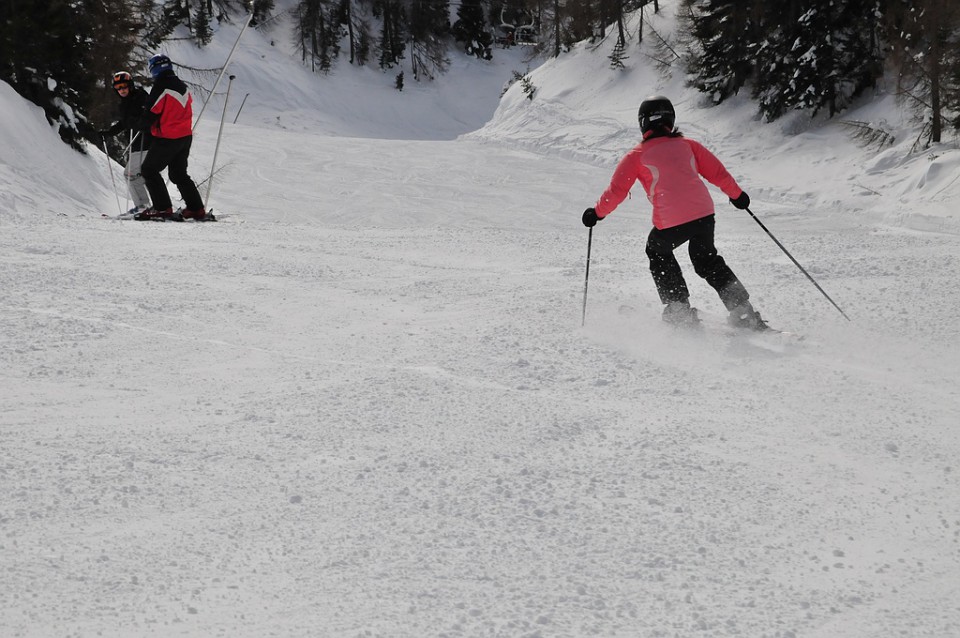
[2,5,960,637]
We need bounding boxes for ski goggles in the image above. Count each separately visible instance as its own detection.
[112,72,132,89]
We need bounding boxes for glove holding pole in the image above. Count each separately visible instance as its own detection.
[582,207,601,228]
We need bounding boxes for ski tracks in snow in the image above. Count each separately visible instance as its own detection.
[3,133,960,637]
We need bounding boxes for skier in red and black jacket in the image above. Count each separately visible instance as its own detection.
[135,54,208,221]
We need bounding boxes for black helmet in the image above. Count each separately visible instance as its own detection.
[112,71,132,89]
[638,95,676,134]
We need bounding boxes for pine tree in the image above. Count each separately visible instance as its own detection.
[297,0,340,73]
[453,0,487,49]
[684,0,759,104]
[885,0,960,143]
[340,0,373,67]
[771,1,883,118]
[751,0,808,120]
[0,0,140,152]
[608,36,628,70]
[195,0,214,45]
[377,0,406,69]
[409,0,450,79]
[355,18,372,65]
[251,0,275,25]
[140,0,185,49]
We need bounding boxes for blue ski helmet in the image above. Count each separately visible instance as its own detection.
[148,54,173,78]
[638,95,676,134]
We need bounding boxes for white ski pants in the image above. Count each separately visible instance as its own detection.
[124,150,151,209]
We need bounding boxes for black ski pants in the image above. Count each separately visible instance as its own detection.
[141,135,204,212]
[645,214,749,310]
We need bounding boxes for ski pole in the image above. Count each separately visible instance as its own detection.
[745,206,851,321]
[101,135,123,216]
[205,75,235,206]
[193,10,254,132]
[122,130,133,212]
[232,93,250,124]
[581,226,593,327]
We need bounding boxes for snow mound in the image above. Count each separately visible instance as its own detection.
[0,81,111,221]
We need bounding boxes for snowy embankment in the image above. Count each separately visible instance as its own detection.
[2,3,960,637]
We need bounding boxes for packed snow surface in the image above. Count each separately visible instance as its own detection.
[2,5,960,637]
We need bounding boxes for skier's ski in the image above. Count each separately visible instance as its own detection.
[100,208,218,222]
[101,210,140,220]
[180,208,217,222]
[617,304,803,341]
[135,209,183,222]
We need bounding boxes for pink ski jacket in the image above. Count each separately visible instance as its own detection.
[595,135,744,230]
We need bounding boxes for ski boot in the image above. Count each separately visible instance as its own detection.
[727,301,770,331]
[662,300,701,327]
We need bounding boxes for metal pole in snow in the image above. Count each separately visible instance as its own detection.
[193,10,254,132]
[205,75,235,207]
[232,93,250,124]
[102,136,123,216]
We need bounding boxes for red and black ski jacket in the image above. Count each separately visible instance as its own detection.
[139,71,193,140]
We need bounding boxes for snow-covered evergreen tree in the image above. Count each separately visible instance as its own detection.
[408,0,451,78]
[195,0,215,45]
[775,1,882,118]
[0,0,141,151]
[376,0,406,69]
[297,0,340,73]
[885,0,960,143]
[251,0,276,25]
[450,0,493,57]
[683,0,758,104]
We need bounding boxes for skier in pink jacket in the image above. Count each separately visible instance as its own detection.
[582,95,767,330]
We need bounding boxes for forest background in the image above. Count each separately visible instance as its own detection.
[1,0,958,156]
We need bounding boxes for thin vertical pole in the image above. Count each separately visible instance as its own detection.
[232,93,250,124]
[205,75,235,207]
[193,11,254,132]
[581,227,593,327]
[102,136,123,216]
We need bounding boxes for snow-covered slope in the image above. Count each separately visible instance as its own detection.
[2,3,959,637]
[0,81,117,223]
[165,8,535,140]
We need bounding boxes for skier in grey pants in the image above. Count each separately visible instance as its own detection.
[100,71,152,214]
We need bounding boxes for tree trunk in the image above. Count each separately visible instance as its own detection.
[553,0,560,57]
[346,0,355,63]
[615,0,625,45]
[930,26,942,143]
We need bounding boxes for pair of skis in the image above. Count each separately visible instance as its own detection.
[101,208,219,222]
[618,304,803,341]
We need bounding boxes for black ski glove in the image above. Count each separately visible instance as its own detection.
[582,207,600,228]
[730,191,750,210]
